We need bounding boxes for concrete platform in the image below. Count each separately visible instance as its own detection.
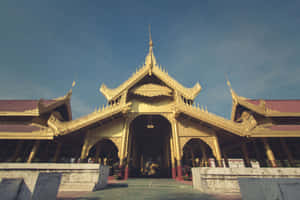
[60,179,241,200]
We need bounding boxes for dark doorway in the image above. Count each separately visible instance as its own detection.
[129,115,172,178]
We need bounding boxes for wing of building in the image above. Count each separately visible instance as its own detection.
[1,35,300,180]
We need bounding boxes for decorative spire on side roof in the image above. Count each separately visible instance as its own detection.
[226,77,238,103]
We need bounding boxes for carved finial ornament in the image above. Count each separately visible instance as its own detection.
[226,77,238,103]
[149,24,153,48]
[148,24,153,76]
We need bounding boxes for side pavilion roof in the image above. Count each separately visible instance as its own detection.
[0,91,72,120]
[230,89,300,120]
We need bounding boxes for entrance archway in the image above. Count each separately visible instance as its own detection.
[128,115,172,178]
[88,139,119,176]
[182,139,215,176]
[88,139,119,164]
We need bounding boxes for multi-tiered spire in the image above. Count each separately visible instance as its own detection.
[145,25,157,75]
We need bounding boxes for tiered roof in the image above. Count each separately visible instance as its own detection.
[100,34,201,101]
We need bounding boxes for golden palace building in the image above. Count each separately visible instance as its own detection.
[1,35,300,180]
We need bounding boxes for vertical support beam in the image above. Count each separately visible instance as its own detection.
[191,148,195,167]
[131,137,136,168]
[53,142,62,162]
[27,140,40,163]
[95,143,101,163]
[120,118,130,179]
[120,119,129,166]
[213,134,223,167]
[252,140,262,164]
[280,138,295,167]
[170,137,176,179]
[165,136,170,169]
[9,141,24,162]
[171,116,182,180]
[262,138,277,167]
[200,142,208,167]
[241,141,251,167]
[125,129,133,180]
[80,139,89,161]
[222,150,229,168]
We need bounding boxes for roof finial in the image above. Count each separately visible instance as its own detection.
[149,24,153,49]
[226,75,238,102]
[145,24,157,73]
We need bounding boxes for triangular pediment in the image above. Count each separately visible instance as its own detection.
[129,74,173,98]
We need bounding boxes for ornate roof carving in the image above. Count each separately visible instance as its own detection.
[131,83,172,97]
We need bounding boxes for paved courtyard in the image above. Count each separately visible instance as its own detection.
[57,179,241,200]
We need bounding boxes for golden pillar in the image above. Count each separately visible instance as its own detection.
[241,141,251,167]
[80,139,89,160]
[119,118,130,179]
[126,130,133,164]
[191,148,195,167]
[200,142,208,167]
[170,137,176,179]
[131,137,137,168]
[262,138,277,167]
[95,143,101,163]
[213,135,223,167]
[222,150,229,168]
[252,140,262,163]
[280,138,294,167]
[53,142,62,162]
[165,137,170,168]
[9,141,24,162]
[171,117,182,179]
[120,119,130,167]
[27,140,40,163]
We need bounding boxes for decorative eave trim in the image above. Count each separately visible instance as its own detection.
[49,102,132,136]
[0,110,39,116]
[249,127,300,137]
[0,128,54,140]
[175,104,246,137]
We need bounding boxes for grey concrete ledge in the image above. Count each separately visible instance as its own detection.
[0,163,101,170]
[192,167,300,194]
[193,167,300,176]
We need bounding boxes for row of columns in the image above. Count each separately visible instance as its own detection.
[229,138,295,168]
[8,140,63,163]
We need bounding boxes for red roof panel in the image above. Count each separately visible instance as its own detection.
[0,124,41,132]
[269,125,300,131]
[0,99,56,112]
[246,100,300,113]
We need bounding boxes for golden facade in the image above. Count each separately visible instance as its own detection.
[1,35,300,180]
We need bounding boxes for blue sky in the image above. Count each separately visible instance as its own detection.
[1,1,300,119]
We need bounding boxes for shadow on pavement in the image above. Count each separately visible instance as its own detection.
[100,183,128,190]
[58,197,100,200]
